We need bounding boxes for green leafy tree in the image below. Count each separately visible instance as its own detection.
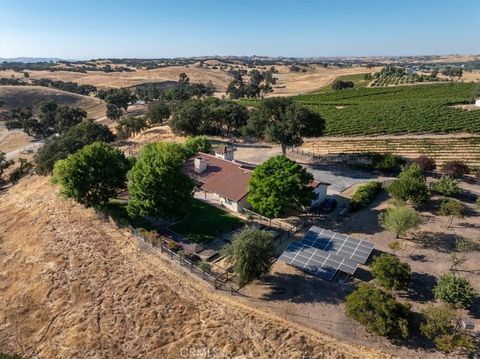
[169,99,204,136]
[379,206,421,239]
[387,164,430,207]
[127,142,194,218]
[253,97,325,155]
[183,136,212,157]
[433,273,477,308]
[371,254,411,291]
[115,116,148,139]
[106,103,123,121]
[178,72,190,84]
[34,121,115,175]
[248,156,316,217]
[438,198,464,228]
[97,88,136,111]
[345,283,411,340]
[420,304,477,355]
[5,101,86,138]
[432,176,460,197]
[52,142,129,207]
[146,101,171,126]
[222,226,275,287]
[332,80,354,90]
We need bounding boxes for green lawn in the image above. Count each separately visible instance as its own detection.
[169,199,243,243]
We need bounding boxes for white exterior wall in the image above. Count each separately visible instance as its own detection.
[214,151,234,161]
[216,194,250,213]
[475,99,480,107]
[311,185,328,206]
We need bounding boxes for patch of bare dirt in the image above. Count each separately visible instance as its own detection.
[0,177,390,359]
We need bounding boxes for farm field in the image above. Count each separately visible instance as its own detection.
[294,83,480,135]
[301,135,480,167]
[169,199,243,243]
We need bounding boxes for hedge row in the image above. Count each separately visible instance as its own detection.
[350,181,383,210]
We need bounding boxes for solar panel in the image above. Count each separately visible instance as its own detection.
[278,226,374,281]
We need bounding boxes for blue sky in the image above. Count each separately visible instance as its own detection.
[1,0,479,59]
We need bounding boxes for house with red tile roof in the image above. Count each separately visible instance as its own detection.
[184,150,331,214]
[184,152,253,213]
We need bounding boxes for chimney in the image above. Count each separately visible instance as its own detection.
[194,157,207,173]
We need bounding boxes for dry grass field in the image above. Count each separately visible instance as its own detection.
[0,65,232,92]
[0,86,106,119]
[0,176,392,359]
[272,65,380,95]
[1,63,379,97]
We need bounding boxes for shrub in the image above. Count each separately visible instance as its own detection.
[455,237,480,252]
[413,156,436,172]
[345,283,411,340]
[371,254,411,291]
[433,273,477,308]
[420,304,476,355]
[222,226,275,287]
[198,261,211,273]
[438,198,464,228]
[332,80,354,90]
[52,142,129,207]
[371,153,405,172]
[350,181,382,210]
[432,176,460,197]
[387,164,430,207]
[379,206,421,239]
[441,161,469,178]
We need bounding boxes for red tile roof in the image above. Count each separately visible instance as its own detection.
[184,153,252,202]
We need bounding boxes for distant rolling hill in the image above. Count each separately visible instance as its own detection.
[0,57,61,63]
[0,86,105,119]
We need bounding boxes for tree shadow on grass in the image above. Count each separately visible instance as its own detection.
[257,272,354,305]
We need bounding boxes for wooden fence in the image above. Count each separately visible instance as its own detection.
[242,208,306,237]
[129,226,239,295]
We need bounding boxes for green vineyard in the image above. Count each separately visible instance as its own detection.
[294,83,480,135]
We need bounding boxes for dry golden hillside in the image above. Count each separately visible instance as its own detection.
[0,177,391,359]
[0,86,106,119]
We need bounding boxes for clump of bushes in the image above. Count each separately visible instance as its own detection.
[345,283,412,340]
[433,273,477,308]
[413,156,436,172]
[441,161,469,178]
[370,153,405,172]
[371,254,411,291]
[332,80,354,90]
[349,181,382,210]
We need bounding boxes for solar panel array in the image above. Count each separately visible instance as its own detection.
[279,226,374,281]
